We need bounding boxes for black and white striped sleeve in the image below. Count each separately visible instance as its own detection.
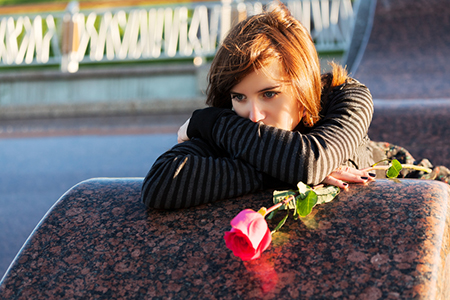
[141,137,264,209]
[189,81,373,186]
[142,81,373,209]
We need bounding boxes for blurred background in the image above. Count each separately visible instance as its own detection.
[0,0,358,279]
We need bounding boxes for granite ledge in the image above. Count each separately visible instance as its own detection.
[0,178,449,299]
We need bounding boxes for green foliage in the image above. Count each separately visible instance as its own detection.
[386,159,403,178]
[269,158,409,234]
[271,183,340,233]
[272,190,296,211]
[271,213,288,234]
[315,185,340,204]
[372,158,431,178]
[296,191,318,217]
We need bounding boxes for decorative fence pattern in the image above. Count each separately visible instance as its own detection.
[0,0,357,72]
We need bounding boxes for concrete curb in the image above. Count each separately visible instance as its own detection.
[0,63,209,119]
[0,98,206,120]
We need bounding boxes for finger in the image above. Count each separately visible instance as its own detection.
[340,166,376,181]
[322,175,349,190]
[329,170,369,183]
[335,166,368,177]
[350,168,376,181]
[332,166,376,183]
[358,168,377,180]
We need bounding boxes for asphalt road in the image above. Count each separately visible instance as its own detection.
[0,113,188,280]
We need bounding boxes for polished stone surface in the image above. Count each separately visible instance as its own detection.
[354,0,450,100]
[0,133,179,281]
[369,99,450,167]
[0,112,190,281]
[1,0,450,297]
[350,0,450,168]
[1,178,449,299]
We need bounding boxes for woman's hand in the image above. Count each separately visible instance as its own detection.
[321,166,376,189]
[177,119,190,143]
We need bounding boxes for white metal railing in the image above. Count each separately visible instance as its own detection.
[0,0,356,73]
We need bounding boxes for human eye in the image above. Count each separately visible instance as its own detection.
[231,93,245,102]
[263,91,278,99]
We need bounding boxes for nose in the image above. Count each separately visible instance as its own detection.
[249,101,265,123]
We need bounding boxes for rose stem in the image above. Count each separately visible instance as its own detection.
[265,195,295,215]
[362,164,431,173]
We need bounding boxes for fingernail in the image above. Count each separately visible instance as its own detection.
[369,172,376,178]
[361,176,369,180]
[343,182,348,187]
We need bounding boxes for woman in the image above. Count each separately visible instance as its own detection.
[141,3,376,209]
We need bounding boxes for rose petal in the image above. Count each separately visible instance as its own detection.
[225,209,272,261]
[256,227,272,254]
[239,227,272,261]
[224,230,255,260]
[230,209,267,249]
[247,215,271,249]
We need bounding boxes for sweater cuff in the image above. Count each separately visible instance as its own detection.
[187,107,235,141]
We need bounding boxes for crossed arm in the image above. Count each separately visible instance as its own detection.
[142,81,375,209]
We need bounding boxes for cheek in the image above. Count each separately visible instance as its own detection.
[288,100,302,121]
[232,103,247,118]
[278,99,303,130]
[267,101,291,122]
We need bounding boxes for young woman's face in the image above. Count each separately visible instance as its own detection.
[230,60,303,131]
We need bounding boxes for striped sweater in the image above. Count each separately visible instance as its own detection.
[142,79,374,209]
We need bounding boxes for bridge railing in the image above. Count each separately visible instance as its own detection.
[0,0,357,73]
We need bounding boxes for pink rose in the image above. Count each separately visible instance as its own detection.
[224,209,272,261]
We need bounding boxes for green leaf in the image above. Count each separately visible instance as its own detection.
[297,181,312,197]
[314,185,340,204]
[296,190,318,217]
[273,190,296,210]
[266,209,278,220]
[271,213,289,234]
[386,159,402,178]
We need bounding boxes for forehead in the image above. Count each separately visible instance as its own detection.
[259,59,285,78]
[231,60,289,92]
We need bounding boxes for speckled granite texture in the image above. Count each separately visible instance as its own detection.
[351,0,450,168]
[368,99,450,167]
[354,0,450,99]
[0,178,449,299]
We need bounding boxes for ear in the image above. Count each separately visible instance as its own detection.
[302,109,314,127]
[298,104,306,121]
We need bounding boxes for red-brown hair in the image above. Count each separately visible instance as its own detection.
[206,2,348,126]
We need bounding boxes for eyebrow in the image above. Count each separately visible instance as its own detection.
[230,85,281,94]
